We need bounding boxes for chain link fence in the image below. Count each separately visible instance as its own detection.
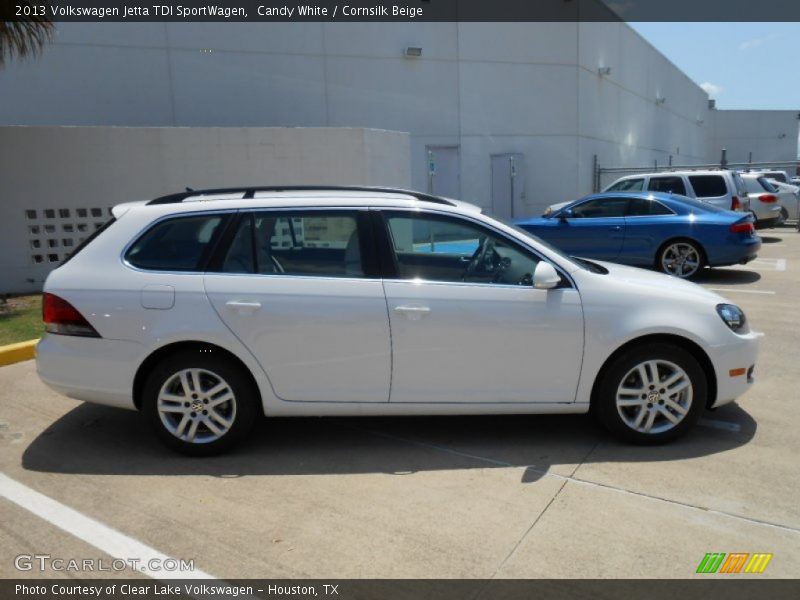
[593,153,800,193]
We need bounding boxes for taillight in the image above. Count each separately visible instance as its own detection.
[758,194,777,203]
[731,196,741,210]
[42,293,100,337]
[730,222,754,234]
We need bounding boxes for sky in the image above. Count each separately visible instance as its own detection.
[629,22,800,110]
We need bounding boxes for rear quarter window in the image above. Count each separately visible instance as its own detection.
[688,175,727,198]
[125,214,225,271]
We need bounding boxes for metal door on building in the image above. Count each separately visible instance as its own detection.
[491,153,525,219]
[425,146,460,199]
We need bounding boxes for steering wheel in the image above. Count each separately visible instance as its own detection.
[461,236,500,281]
[462,237,491,281]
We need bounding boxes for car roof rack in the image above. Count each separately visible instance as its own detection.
[146,185,456,206]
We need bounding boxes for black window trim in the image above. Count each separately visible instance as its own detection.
[373,208,575,289]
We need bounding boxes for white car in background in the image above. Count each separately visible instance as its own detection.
[36,186,760,454]
[603,170,749,212]
[740,173,789,228]
[764,179,799,224]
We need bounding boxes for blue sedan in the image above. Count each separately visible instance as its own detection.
[514,192,761,278]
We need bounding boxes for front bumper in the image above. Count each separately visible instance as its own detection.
[707,329,762,409]
[36,334,143,410]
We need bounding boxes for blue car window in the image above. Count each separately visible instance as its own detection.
[627,198,674,216]
[571,198,629,218]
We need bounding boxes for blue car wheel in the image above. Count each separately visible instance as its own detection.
[657,239,704,278]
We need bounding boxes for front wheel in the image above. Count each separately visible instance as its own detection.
[593,343,707,444]
[657,240,703,279]
[142,351,258,456]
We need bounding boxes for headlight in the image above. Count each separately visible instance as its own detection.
[716,303,747,333]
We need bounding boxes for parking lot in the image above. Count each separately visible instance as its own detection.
[1,228,799,580]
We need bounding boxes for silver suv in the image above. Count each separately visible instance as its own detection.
[605,170,749,212]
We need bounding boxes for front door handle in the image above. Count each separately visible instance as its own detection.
[225,300,262,314]
[393,305,431,320]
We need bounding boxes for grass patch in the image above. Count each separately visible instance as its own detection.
[0,295,43,346]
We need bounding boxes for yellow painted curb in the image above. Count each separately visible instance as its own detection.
[0,339,39,367]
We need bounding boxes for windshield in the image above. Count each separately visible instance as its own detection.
[482,212,583,271]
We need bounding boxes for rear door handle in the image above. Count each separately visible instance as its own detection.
[393,305,431,320]
[225,300,261,314]
[610,226,622,231]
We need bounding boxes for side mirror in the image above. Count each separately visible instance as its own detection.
[533,261,561,289]
[558,208,573,221]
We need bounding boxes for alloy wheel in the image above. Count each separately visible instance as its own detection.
[157,368,237,444]
[615,359,693,435]
[661,242,701,278]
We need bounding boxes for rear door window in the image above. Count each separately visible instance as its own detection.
[125,214,225,271]
[221,211,366,278]
[688,175,727,198]
[647,176,687,195]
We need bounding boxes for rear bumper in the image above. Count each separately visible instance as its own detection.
[708,236,761,267]
[36,334,142,410]
[707,330,761,409]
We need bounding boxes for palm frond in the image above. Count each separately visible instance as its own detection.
[0,2,54,66]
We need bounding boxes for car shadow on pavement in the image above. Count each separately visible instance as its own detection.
[21,402,757,483]
[694,268,761,284]
[758,236,782,244]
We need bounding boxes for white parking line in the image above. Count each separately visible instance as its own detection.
[733,257,787,271]
[706,288,776,295]
[698,419,742,433]
[0,472,215,580]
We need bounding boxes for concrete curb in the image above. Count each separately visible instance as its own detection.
[0,339,38,367]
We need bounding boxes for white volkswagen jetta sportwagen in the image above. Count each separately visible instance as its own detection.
[36,187,761,455]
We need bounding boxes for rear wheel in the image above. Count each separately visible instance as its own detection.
[657,240,703,279]
[142,351,258,455]
[593,343,706,444]
[778,207,788,226]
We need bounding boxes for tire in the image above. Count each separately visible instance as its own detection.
[656,239,703,279]
[593,343,707,445]
[778,207,788,226]
[142,350,258,456]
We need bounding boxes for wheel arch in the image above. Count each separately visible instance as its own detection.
[133,341,263,413]
[590,333,717,409]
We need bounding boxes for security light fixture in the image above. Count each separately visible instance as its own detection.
[598,66,611,76]
[404,46,423,58]
[655,96,666,105]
